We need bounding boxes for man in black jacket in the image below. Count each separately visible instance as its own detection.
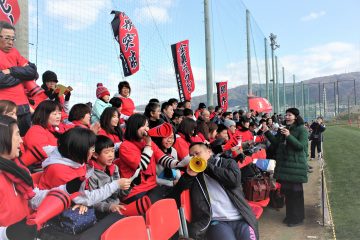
[309,117,326,160]
[177,142,259,240]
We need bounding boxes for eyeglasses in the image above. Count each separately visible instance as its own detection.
[0,36,16,42]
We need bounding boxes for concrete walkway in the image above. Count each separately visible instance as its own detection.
[259,159,334,240]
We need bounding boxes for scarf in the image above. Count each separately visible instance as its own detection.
[0,157,35,200]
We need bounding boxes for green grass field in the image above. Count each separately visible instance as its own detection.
[324,126,360,239]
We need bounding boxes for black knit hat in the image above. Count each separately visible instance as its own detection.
[286,107,300,117]
[198,102,206,109]
[42,70,58,83]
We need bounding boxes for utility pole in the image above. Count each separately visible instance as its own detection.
[269,33,279,112]
[264,38,269,99]
[204,0,213,106]
[246,10,252,98]
[348,95,351,124]
[336,80,339,115]
[302,81,305,118]
[323,83,326,118]
[354,79,357,105]
[282,67,286,112]
[293,75,296,107]
[333,82,336,115]
[307,86,310,119]
[319,82,321,117]
[275,56,279,113]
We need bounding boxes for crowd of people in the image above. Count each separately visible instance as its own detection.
[0,20,325,240]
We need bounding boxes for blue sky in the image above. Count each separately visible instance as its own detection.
[26,0,360,106]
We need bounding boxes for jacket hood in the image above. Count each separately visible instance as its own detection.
[42,148,84,169]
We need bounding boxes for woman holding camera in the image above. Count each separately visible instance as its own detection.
[263,108,308,227]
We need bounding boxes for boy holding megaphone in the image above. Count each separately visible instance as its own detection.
[174,142,259,240]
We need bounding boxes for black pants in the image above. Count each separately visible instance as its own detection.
[17,104,31,136]
[310,139,322,158]
[282,184,305,224]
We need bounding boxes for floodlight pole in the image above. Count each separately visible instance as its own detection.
[265,38,269,99]
[246,10,252,97]
[270,33,279,113]
[275,56,279,113]
[282,66,286,112]
[204,0,213,106]
[293,75,296,107]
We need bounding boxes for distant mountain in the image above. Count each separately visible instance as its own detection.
[190,72,360,110]
[137,72,360,111]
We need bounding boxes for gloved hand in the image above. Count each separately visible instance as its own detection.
[64,91,71,101]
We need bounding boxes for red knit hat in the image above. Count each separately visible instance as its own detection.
[96,83,110,99]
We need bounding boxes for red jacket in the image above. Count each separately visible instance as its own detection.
[119,97,135,116]
[22,125,60,166]
[0,48,29,105]
[173,133,204,161]
[38,149,87,189]
[0,172,31,226]
[117,140,164,200]
[39,163,87,190]
[98,128,121,144]
[238,129,264,143]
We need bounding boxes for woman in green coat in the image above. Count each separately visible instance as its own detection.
[264,108,308,227]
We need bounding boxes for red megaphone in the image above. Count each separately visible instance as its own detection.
[121,195,152,216]
[147,123,173,138]
[26,190,72,230]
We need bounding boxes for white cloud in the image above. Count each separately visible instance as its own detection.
[45,0,111,30]
[301,11,326,22]
[281,42,360,81]
[135,6,170,24]
[134,0,175,24]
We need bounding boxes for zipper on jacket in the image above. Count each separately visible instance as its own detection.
[196,177,212,232]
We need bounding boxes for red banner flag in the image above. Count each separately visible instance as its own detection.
[248,95,272,113]
[0,0,20,25]
[171,40,195,101]
[216,81,228,111]
[111,11,139,77]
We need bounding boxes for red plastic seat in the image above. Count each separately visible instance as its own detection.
[179,189,192,238]
[180,189,192,222]
[247,201,264,219]
[248,198,270,208]
[101,216,148,240]
[31,171,43,187]
[146,199,180,240]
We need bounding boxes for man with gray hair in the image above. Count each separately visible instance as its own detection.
[196,109,211,141]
